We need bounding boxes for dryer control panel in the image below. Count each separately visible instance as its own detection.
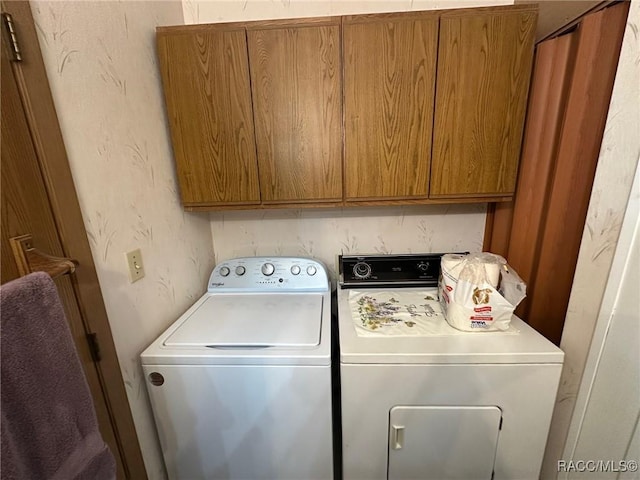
[339,253,452,288]
[208,257,329,293]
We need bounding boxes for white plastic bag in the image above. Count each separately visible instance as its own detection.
[439,253,526,331]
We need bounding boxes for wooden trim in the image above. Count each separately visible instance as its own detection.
[342,4,536,23]
[183,196,502,212]
[157,15,341,35]
[262,198,344,205]
[157,23,245,35]
[3,2,147,478]
[342,10,441,24]
[438,3,538,18]
[244,16,341,30]
[185,201,346,212]
[186,199,493,212]
[483,203,497,252]
[183,200,262,208]
[345,195,431,203]
[327,197,496,206]
[340,15,347,208]
[346,197,489,208]
[429,192,515,199]
[482,202,515,256]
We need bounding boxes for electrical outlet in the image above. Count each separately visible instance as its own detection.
[126,248,145,283]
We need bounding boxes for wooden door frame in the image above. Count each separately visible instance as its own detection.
[1,2,147,478]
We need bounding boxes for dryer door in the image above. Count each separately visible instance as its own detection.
[388,405,501,480]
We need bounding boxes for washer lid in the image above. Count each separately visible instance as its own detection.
[164,294,323,347]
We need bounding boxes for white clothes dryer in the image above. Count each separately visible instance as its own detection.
[141,257,333,480]
[337,254,563,480]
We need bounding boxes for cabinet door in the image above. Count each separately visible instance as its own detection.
[388,406,501,480]
[157,28,260,206]
[431,6,537,198]
[248,21,342,203]
[344,14,438,200]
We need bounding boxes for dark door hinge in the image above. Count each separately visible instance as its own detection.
[87,332,102,362]
[2,12,22,62]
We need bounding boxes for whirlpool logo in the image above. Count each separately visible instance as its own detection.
[210,282,225,287]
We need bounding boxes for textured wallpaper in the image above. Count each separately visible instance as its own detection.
[183,0,512,23]
[31,2,213,479]
[210,204,487,279]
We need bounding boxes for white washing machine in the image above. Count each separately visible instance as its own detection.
[338,254,564,480]
[141,257,333,480]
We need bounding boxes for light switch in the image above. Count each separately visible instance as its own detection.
[126,248,145,283]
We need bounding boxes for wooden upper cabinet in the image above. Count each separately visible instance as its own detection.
[248,20,342,203]
[343,13,438,201]
[155,5,537,210]
[430,6,537,198]
[157,27,261,206]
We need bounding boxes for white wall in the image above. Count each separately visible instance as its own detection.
[31,2,213,479]
[542,1,640,477]
[562,159,639,479]
[183,0,512,23]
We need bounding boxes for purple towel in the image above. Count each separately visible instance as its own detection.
[1,272,116,480]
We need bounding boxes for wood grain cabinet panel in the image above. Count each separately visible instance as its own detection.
[155,6,537,210]
[157,28,260,206]
[430,6,537,198]
[248,22,342,203]
[344,14,438,200]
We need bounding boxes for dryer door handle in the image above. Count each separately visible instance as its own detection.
[391,425,405,450]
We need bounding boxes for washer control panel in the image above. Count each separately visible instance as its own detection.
[208,257,329,292]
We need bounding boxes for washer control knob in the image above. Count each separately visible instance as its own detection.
[219,266,230,277]
[235,266,246,276]
[291,265,301,275]
[306,265,317,276]
[417,262,430,272]
[261,263,275,276]
[353,261,372,279]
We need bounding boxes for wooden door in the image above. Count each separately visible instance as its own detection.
[430,5,537,198]
[518,3,629,343]
[157,25,260,207]
[248,19,342,203]
[343,12,438,201]
[483,2,629,344]
[1,3,146,478]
